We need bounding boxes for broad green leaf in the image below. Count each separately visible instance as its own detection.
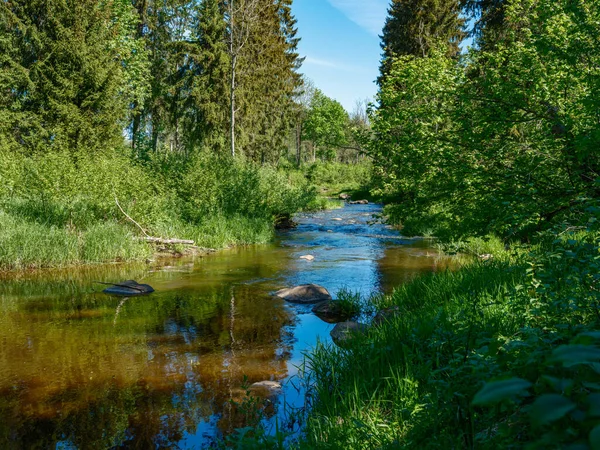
[549,345,600,367]
[590,425,600,450]
[529,394,576,425]
[472,378,532,406]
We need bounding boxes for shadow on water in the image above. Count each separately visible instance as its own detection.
[0,203,455,448]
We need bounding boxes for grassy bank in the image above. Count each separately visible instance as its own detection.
[0,149,372,271]
[300,229,600,449]
[0,148,312,271]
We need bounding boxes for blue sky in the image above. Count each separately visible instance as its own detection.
[293,0,389,113]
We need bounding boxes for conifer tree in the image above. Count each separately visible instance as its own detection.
[0,0,142,153]
[379,0,464,82]
[187,0,230,154]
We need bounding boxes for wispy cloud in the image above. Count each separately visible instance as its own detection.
[304,57,339,68]
[304,56,366,73]
[326,0,388,36]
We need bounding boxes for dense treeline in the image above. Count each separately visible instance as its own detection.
[0,0,302,160]
[0,0,372,270]
[300,0,600,448]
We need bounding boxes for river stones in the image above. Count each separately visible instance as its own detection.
[349,200,369,205]
[274,284,332,304]
[332,218,343,221]
[339,193,351,200]
[102,280,154,296]
[330,321,369,346]
[299,255,315,261]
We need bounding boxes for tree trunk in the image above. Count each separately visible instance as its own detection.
[296,122,302,166]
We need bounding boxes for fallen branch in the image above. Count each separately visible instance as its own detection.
[114,194,150,237]
[141,236,195,245]
[114,194,196,246]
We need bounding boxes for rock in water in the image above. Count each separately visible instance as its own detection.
[299,255,315,261]
[274,284,332,304]
[330,321,369,346]
[249,380,282,394]
[102,280,154,296]
[349,200,369,205]
[312,301,352,323]
[339,193,351,200]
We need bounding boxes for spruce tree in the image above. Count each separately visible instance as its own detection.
[379,0,464,82]
[187,0,230,154]
[0,0,140,153]
[235,0,303,163]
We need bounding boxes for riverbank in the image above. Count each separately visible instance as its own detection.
[297,230,600,449]
[0,146,369,271]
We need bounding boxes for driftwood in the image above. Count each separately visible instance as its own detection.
[114,194,195,246]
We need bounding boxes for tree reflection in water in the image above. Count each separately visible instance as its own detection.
[0,279,296,448]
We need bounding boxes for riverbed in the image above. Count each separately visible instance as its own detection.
[0,203,452,448]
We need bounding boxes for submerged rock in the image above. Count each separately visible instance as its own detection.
[102,280,154,296]
[274,284,332,304]
[330,321,369,346]
[312,301,353,323]
[249,380,282,394]
[349,200,369,205]
[299,255,315,261]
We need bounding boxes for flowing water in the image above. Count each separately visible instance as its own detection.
[0,203,453,449]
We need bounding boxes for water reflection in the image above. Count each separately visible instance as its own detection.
[0,204,454,448]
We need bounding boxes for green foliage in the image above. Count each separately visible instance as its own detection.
[0,0,142,153]
[302,90,350,161]
[0,147,316,269]
[301,220,600,448]
[371,0,600,241]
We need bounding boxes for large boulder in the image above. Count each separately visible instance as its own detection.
[274,284,332,304]
[102,280,154,296]
[330,321,369,346]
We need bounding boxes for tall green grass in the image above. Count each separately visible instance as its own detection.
[0,148,319,270]
[300,227,600,448]
[0,212,151,270]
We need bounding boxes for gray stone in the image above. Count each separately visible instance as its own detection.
[312,301,351,323]
[330,321,369,346]
[339,193,351,200]
[275,284,332,304]
[249,380,282,393]
[102,280,154,296]
[299,255,315,261]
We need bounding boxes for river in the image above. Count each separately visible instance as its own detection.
[0,203,452,448]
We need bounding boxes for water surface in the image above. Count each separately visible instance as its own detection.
[0,203,452,448]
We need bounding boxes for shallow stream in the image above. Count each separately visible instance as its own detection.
[0,203,452,448]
